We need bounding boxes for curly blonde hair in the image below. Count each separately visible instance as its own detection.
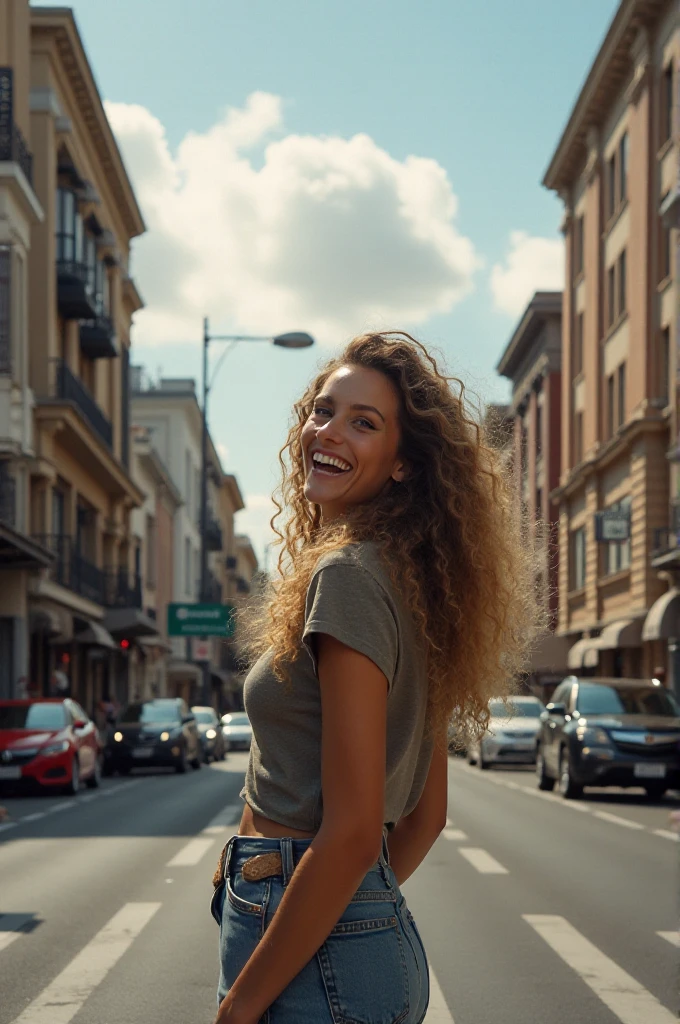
[240,331,542,740]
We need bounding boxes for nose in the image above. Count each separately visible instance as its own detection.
[315,415,344,446]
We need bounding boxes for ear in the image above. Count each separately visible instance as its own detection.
[391,458,408,483]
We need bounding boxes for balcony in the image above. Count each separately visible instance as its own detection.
[651,505,680,569]
[56,260,97,320]
[0,66,34,186]
[79,315,117,360]
[0,473,16,529]
[104,568,142,609]
[45,360,113,449]
[205,516,223,552]
[34,535,105,605]
[204,571,223,604]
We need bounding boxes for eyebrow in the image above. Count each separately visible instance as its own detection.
[315,395,386,423]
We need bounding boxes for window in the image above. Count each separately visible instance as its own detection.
[606,155,616,220]
[573,312,584,377]
[121,346,130,469]
[184,452,192,513]
[574,215,585,276]
[661,63,674,146]
[607,264,616,327]
[617,363,626,428]
[659,214,671,283]
[184,537,191,594]
[571,527,586,591]
[52,486,65,537]
[535,488,543,521]
[618,133,629,205]
[145,515,156,588]
[607,374,615,439]
[0,245,10,375]
[574,410,583,464]
[660,326,671,404]
[604,498,631,576]
[55,188,83,264]
[535,402,543,456]
[617,249,626,318]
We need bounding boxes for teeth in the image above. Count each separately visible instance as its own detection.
[312,452,351,471]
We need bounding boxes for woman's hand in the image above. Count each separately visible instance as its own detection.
[214,994,260,1024]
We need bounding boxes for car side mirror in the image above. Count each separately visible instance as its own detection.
[182,714,194,724]
[546,702,567,716]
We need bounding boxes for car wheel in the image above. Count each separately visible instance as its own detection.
[644,783,668,800]
[101,760,113,777]
[175,747,188,773]
[64,758,80,796]
[536,747,554,791]
[191,752,202,770]
[479,749,491,770]
[85,756,101,789]
[118,764,131,776]
[467,745,477,765]
[558,747,583,800]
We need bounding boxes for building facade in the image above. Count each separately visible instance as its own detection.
[496,292,571,696]
[544,0,678,688]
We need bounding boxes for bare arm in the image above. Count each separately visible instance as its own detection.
[215,633,388,1024]
[387,727,448,885]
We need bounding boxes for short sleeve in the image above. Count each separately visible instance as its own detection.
[303,563,399,691]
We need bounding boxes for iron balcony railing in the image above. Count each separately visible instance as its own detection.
[651,504,680,559]
[0,119,33,185]
[204,571,223,604]
[31,536,143,609]
[205,516,223,552]
[104,568,142,609]
[45,359,113,449]
[0,473,16,528]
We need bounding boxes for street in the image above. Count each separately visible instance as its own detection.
[0,754,677,1024]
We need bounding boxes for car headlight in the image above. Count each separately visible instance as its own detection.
[114,731,123,742]
[206,729,216,739]
[160,731,170,742]
[42,739,70,756]
[576,726,611,745]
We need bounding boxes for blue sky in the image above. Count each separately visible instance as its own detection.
[40,0,620,562]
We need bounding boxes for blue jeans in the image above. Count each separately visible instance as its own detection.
[211,833,430,1023]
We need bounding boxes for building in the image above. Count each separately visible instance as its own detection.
[496,292,571,696]
[0,3,148,710]
[544,0,678,687]
[130,372,249,708]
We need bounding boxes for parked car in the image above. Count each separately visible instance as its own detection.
[0,698,101,794]
[191,706,226,762]
[221,711,252,751]
[103,698,202,774]
[467,695,545,769]
[536,676,680,799]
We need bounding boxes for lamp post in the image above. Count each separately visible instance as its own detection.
[198,318,314,704]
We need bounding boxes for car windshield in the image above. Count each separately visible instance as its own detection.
[577,684,680,717]
[120,703,181,725]
[0,703,66,730]
[225,713,250,726]
[192,710,215,724]
[489,700,543,718]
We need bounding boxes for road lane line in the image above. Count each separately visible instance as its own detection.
[0,915,34,954]
[19,812,45,823]
[523,915,676,1024]
[0,931,22,953]
[657,931,680,947]
[593,811,645,830]
[458,848,508,875]
[46,802,71,814]
[442,828,468,841]
[166,837,216,867]
[0,822,17,833]
[8,902,160,1024]
[426,964,455,1022]
[653,829,680,842]
[202,825,229,836]
[205,803,241,829]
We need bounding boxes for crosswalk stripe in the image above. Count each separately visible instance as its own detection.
[524,915,676,1024]
[8,902,161,1024]
[657,931,680,947]
[442,828,468,841]
[458,848,508,874]
[426,964,455,1021]
[166,836,216,866]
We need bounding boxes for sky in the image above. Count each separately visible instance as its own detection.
[40,0,620,564]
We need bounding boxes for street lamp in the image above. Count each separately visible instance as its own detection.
[198,317,314,702]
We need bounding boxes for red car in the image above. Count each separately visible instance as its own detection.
[0,699,101,794]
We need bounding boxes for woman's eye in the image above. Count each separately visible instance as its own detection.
[313,406,331,417]
[355,417,375,429]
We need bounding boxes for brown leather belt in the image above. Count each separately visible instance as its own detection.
[213,847,284,888]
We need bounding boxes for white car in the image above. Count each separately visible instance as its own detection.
[221,711,252,751]
[467,696,545,769]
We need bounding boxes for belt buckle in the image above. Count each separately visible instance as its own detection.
[242,851,282,882]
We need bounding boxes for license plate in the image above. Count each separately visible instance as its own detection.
[634,763,666,779]
[132,748,153,758]
[0,766,22,780]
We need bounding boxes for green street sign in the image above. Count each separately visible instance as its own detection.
[167,603,235,638]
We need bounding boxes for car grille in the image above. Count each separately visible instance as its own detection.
[501,731,535,740]
[610,731,680,758]
[1,749,39,766]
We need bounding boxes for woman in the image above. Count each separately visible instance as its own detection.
[211,332,538,1023]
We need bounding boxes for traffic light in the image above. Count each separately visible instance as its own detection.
[120,638,130,650]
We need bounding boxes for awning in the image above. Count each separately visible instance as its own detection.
[528,633,571,672]
[0,524,54,569]
[29,601,73,641]
[104,608,158,638]
[567,637,601,670]
[642,589,680,642]
[74,620,117,650]
[167,660,201,683]
[137,634,173,653]
[597,617,644,650]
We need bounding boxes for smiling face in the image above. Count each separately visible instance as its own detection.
[301,364,406,520]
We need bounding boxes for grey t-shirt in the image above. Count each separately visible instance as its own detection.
[240,542,434,832]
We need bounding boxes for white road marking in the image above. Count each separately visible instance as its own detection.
[205,803,241,829]
[524,915,676,1024]
[0,930,22,953]
[425,963,455,1022]
[166,837,216,867]
[0,915,33,953]
[593,811,645,831]
[458,848,508,875]
[0,822,17,833]
[442,828,468,841]
[46,802,71,814]
[202,825,229,836]
[19,812,45,823]
[8,902,160,1024]
[653,829,680,842]
[657,931,680,947]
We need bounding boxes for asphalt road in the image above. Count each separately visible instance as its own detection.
[0,754,676,1023]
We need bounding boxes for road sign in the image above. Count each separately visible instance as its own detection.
[167,603,235,637]
[192,637,212,662]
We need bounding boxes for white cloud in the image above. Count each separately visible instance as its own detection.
[106,93,480,345]
[490,231,564,317]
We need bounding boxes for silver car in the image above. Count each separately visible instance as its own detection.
[467,696,545,769]
[221,711,252,751]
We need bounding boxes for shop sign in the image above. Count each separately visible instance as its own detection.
[167,602,234,637]
[594,508,630,542]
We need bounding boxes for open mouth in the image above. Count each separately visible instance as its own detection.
[310,452,352,476]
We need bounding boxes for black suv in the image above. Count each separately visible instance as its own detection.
[103,698,202,775]
[536,676,680,799]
